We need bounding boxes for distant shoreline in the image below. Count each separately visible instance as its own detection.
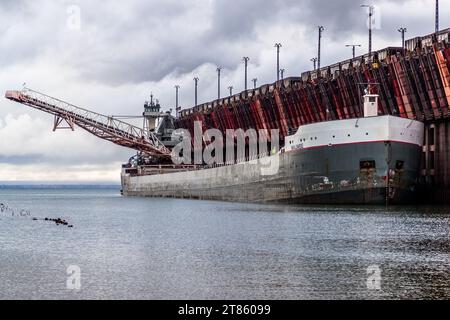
[0,184,120,189]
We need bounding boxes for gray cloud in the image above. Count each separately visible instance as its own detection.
[0,0,444,84]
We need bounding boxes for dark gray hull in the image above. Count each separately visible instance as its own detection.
[121,141,422,205]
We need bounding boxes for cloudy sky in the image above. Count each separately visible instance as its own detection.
[0,0,448,183]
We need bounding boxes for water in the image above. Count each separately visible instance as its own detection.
[0,187,449,300]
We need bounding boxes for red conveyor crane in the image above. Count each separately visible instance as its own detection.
[5,88,171,158]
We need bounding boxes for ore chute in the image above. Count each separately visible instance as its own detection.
[5,87,172,159]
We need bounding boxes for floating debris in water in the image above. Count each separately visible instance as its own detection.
[43,217,73,227]
[1,203,73,228]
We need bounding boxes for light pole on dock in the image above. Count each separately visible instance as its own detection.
[175,85,180,117]
[243,57,250,93]
[436,0,439,33]
[398,28,407,50]
[193,77,199,106]
[275,43,282,81]
[228,86,233,97]
[217,66,222,99]
[317,26,324,70]
[361,4,374,61]
[346,44,361,58]
[311,57,318,71]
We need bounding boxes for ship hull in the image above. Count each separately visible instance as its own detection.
[121,141,422,205]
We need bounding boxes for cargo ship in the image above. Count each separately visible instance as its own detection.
[121,93,424,205]
[7,28,448,204]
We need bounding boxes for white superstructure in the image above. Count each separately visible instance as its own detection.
[285,94,424,153]
[285,116,424,153]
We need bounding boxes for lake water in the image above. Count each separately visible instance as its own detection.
[0,187,449,300]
